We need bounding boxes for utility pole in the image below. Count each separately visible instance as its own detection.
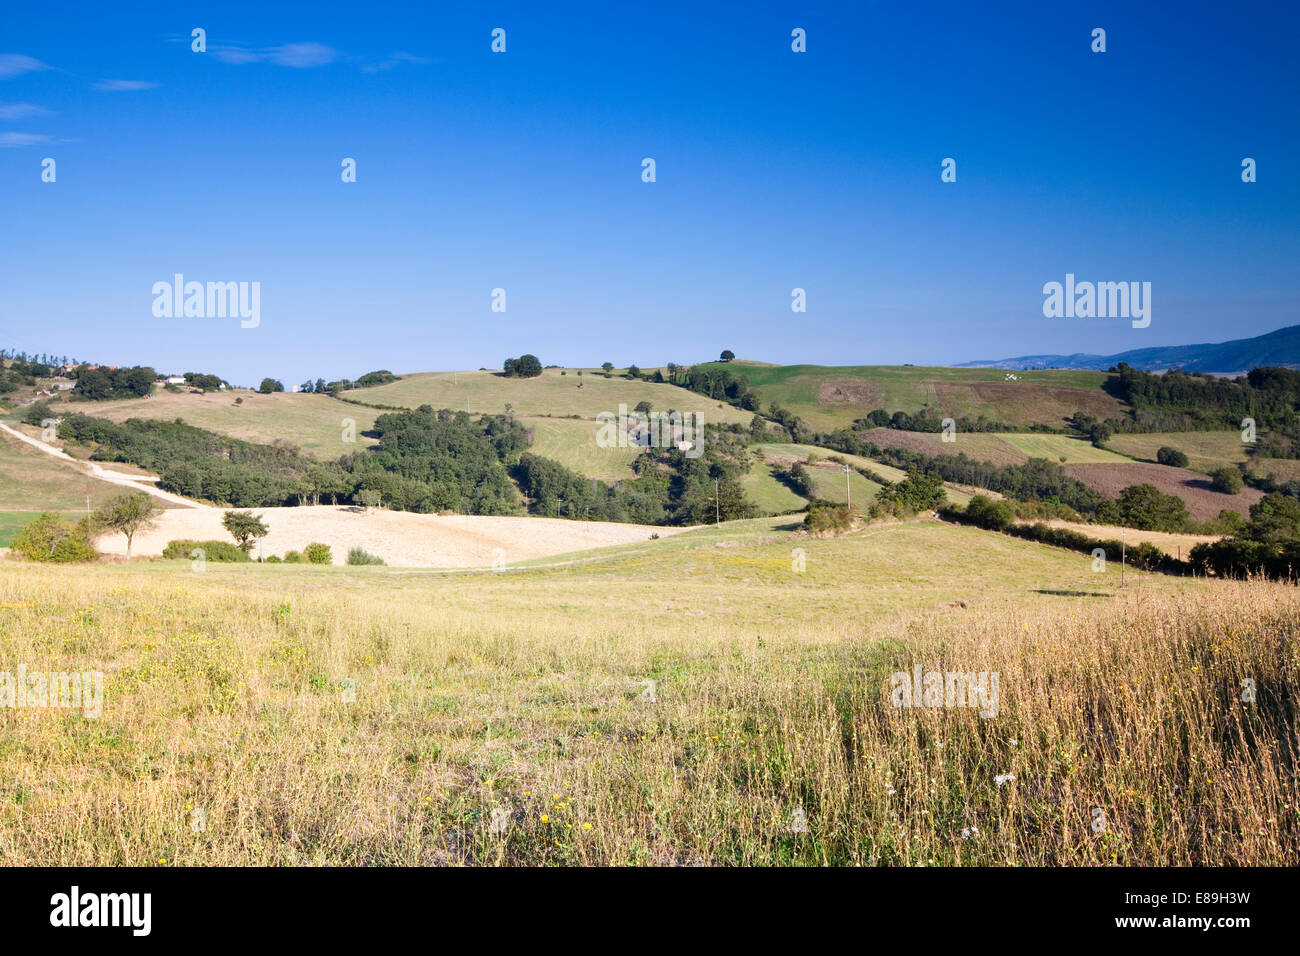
[843,464,852,509]
[1121,529,1127,588]
[85,494,90,519]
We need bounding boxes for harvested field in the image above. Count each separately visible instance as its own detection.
[1022,520,1222,559]
[1064,462,1263,521]
[865,429,1029,466]
[92,506,685,568]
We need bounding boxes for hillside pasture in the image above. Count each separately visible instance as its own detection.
[49,388,378,458]
[698,363,1127,431]
[359,368,754,425]
[1106,431,1251,472]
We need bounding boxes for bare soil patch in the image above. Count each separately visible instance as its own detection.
[1064,462,1263,521]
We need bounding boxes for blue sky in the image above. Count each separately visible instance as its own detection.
[1,1,1296,385]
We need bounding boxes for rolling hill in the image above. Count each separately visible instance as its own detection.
[960,323,1300,373]
[694,362,1125,430]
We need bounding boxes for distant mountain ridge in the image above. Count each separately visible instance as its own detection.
[960,324,1300,373]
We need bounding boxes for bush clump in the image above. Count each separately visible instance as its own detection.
[11,513,97,563]
[161,539,251,562]
[346,547,385,565]
[960,494,1015,530]
[1156,446,1190,468]
[1209,466,1244,495]
[804,502,854,533]
[303,542,333,565]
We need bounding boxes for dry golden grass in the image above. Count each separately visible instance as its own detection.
[0,522,1296,866]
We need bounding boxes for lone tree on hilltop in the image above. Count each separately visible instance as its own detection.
[719,350,735,362]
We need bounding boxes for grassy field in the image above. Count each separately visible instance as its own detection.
[33,389,379,458]
[1107,431,1252,472]
[698,363,1127,431]
[521,416,642,482]
[869,431,1129,466]
[0,511,86,547]
[2,518,1295,865]
[807,466,883,506]
[0,429,123,512]
[360,369,754,425]
[995,433,1132,464]
[754,443,975,506]
[1251,459,1300,482]
[741,465,808,516]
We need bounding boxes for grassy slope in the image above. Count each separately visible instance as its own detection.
[995,433,1131,464]
[3,520,1292,865]
[1106,431,1251,472]
[34,388,379,458]
[0,429,122,511]
[742,465,808,515]
[755,442,974,506]
[362,368,754,424]
[522,416,642,482]
[697,362,1127,431]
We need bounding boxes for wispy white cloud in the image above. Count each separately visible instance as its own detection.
[0,102,51,120]
[0,54,50,78]
[212,42,339,68]
[0,131,56,148]
[94,79,158,92]
[362,51,433,73]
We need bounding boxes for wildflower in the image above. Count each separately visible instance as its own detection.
[994,774,1016,788]
[541,815,549,823]
[1008,739,1018,747]
[961,826,979,839]
[582,823,592,831]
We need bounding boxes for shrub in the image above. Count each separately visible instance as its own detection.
[303,542,332,565]
[962,494,1015,531]
[804,502,853,533]
[1156,446,1190,468]
[264,555,282,563]
[346,547,385,565]
[161,539,250,562]
[11,513,96,563]
[283,550,302,563]
[1209,466,1244,495]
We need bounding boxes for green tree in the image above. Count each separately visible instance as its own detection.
[1209,466,1244,495]
[1117,483,1188,532]
[1156,446,1189,468]
[222,510,269,552]
[719,350,735,362]
[962,494,1015,530]
[93,492,161,558]
[258,378,284,394]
